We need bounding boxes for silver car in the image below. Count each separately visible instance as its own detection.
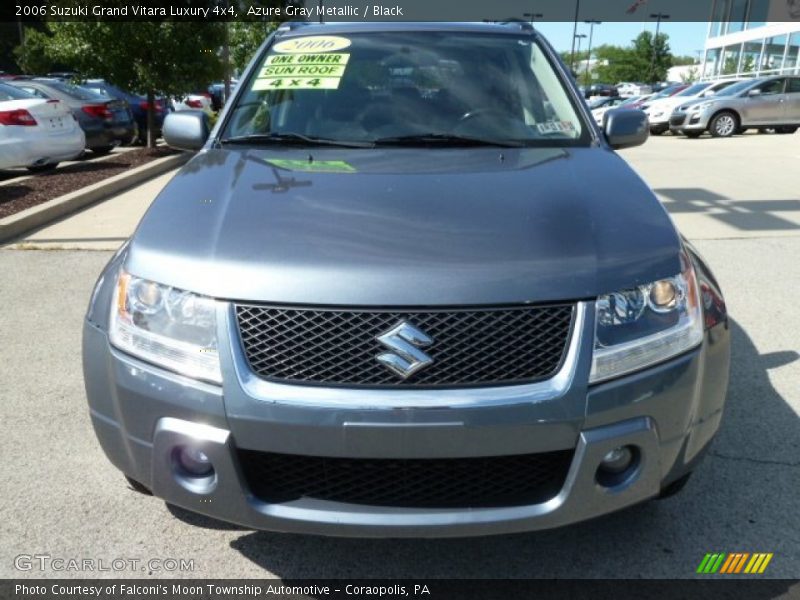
[670,76,800,138]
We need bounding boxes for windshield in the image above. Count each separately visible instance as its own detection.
[676,83,711,97]
[715,79,758,97]
[0,82,35,101]
[651,86,681,100]
[36,80,108,102]
[223,31,588,146]
[588,97,611,109]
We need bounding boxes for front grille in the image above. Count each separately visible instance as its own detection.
[670,115,687,127]
[234,303,575,387]
[238,449,574,508]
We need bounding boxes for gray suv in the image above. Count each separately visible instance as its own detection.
[670,76,800,137]
[83,22,730,537]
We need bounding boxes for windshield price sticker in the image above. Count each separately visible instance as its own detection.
[537,121,576,134]
[272,35,352,54]
[265,53,350,66]
[253,77,342,90]
[255,53,351,90]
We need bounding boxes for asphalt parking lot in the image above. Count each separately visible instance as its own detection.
[0,133,798,579]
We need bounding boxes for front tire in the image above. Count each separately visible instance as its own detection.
[684,130,703,138]
[26,162,58,173]
[709,112,738,138]
[125,475,153,495]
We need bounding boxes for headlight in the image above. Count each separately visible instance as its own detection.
[589,253,703,383]
[690,101,715,112]
[109,270,221,383]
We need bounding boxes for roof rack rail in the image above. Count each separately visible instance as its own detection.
[482,18,534,31]
[277,20,315,32]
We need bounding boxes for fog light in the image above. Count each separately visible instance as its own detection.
[176,446,214,477]
[597,445,640,488]
[601,446,634,474]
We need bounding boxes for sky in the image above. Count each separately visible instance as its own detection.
[534,21,710,58]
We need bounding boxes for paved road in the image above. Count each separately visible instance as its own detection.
[0,134,798,579]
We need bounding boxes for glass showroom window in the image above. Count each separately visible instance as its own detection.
[741,40,764,74]
[762,36,787,74]
[746,0,769,29]
[787,33,800,75]
[722,44,742,75]
[709,0,730,37]
[703,47,722,79]
[726,0,748,34]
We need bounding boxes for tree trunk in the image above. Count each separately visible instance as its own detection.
[146,89,156,149]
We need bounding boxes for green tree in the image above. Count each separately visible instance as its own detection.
[672,55,698,66]
[17,16,224,147]
[229,20,277,75]
[631,31,673,83]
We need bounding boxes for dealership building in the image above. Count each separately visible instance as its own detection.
[701,0,800,80]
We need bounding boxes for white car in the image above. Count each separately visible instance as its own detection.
[617,82,653,97]
[0,81,85,171]
[171,93,214,115]
[645,80,741,134]
[588,96,628,126]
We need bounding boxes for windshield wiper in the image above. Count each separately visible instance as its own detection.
[371,133,525,148]
[219,133,373,149]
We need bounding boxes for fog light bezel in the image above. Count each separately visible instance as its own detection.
[171,445,217,494]
[596,445,640,489]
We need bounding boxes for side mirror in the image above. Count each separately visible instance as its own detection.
[603,108,649,150]
[163,110,210,151]
[747,88,762,97]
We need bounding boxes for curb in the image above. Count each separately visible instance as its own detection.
[0,152,190,243]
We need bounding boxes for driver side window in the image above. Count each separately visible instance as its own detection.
[758,79,785,96]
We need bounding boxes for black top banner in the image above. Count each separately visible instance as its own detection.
[4,0,800,22]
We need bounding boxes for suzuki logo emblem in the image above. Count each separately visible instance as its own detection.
[375,321,434,379]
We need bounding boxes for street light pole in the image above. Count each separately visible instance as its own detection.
[569,0,581,71]
[584,20,601,86]
[649,12,670,83]
[574,33,587,78]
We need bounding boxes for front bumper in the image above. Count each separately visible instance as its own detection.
[83,290,730,537]
[670,110,712,132]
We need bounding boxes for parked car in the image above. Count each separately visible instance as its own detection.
[585,83,619,99]
[617,82,652,97]
[645,80,742,135]
[670,76,800,138]
[81,79,165,144]
[0,81,85,171]
[637,84,690,112]
[620,93,655,110]
[83,21,729,538]
[207,81,238,112]
[588,95,629,125]
[172,92,214,115]
[8,79,136,153]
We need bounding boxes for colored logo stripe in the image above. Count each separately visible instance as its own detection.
[697,553,773,574]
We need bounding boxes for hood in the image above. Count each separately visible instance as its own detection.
[678,96,721,110]
[126,146,681,306]
[646,96,690,113]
